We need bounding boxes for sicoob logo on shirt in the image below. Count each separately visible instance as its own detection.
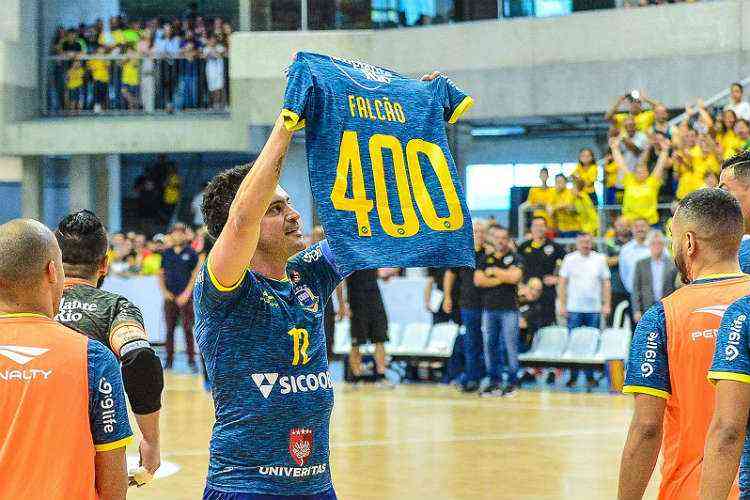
[289,428,313,466]
[251,371,333,399]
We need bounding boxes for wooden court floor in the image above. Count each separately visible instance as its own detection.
[128,373,660,500]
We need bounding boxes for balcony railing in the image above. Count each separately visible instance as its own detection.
[45,54,230,116]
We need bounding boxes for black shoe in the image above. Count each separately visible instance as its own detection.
[565,379,576,388]
[501,384,518,398]
[519,372,536,385]
[461,381,479,393]
[586,379,598,390]
[480,382,502,397]
[545,372,556,385]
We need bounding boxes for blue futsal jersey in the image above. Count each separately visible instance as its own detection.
[709,295,750,498]
[282,52,475,275]
[740,237,750,274]
[195,241,344,496]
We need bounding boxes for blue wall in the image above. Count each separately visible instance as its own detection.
[0,183,22,223]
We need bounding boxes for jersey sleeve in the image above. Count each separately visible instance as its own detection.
[87,340,133,451]
[288,240,346,301]
[440,76,474,124]
[193,256,257,313]
[109,298,149,359]
[623,302,671,399]
[281,57,313,132]
[511,253,525,272]
[708,299,750,385]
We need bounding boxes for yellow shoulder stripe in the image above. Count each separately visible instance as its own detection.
[95,435,133,452]
[206,256,247,293]
[448,96,474,124]
[707,371,750,385]
[622,385,670,400]
[281,109,306,132]
[0,312,47,319]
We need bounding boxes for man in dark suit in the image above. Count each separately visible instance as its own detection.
[632,230,678,323]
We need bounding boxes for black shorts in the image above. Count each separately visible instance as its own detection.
[349,307,388,347]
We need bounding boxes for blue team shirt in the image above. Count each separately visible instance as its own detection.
[623,302,671,398]
[195,241,344,495]
[282,52,475,275]
[709,296,750,497]
[87,339,133,449]
[740,237,750,274]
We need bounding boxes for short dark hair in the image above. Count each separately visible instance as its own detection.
[721,149,750,181]
[539,167,549,174]
[487,223,506,233]
[676,188,743,259]
[733,82,744,92]
[738,119,750,129]
[55,210,108,276]
[202,163,253,239]
[555,173,566,181]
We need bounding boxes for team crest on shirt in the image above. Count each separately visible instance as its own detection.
[503,255,514,266]
[544,245,554,256]
[294,285,319,313]
[289,428,313,466]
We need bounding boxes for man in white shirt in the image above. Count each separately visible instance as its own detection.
[558,232,611,388]
[724,82,750,121]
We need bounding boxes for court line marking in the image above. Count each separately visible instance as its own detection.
[162,427,623,458]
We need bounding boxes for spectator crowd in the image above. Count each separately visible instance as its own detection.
[525,83,750,238]
[49,5,231,114]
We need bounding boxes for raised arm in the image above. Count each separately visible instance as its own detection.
[606,95,627,122]
[651,138,672,180]
[209,115,293,287]
[609,137,629,178]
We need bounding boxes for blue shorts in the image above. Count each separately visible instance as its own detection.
[203,486,337,500]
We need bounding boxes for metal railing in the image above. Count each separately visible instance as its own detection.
[667,75,750,127]
[45,53,229,116]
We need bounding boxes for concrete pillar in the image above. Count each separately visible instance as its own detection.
[21,156,43,220]
[239,0,251,30]
[106,155,121,233]
[68,155,96,213]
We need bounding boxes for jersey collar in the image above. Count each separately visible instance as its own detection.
[0,312,49,319]
[692,273,746,285]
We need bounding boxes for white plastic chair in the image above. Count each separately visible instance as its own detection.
[561,327,600,363]
[385,322,404,354]
[595,328,632,362]
[425,322,460,357]
[332,319,351,355]
[612,300,630,330]
[393,322,432,356]
[518,326,569,362]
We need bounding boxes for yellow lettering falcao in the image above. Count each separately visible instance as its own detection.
[348,95,407,124]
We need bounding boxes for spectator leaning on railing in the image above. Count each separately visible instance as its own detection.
[572,148,599,205]
[549,174,580,237]
[526,167,555,228]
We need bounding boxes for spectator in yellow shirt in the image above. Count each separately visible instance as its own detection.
[611,135,670,226]
[120,48,140,110]
[603,148,623,205]
[550,174,581,237]
[87,46,110,112]
[718,110,742,159]
[572,178,599,236]
[526,167,555,228]
[605,90,663,133]
[572,148,599,205]
[65,58,84,112]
